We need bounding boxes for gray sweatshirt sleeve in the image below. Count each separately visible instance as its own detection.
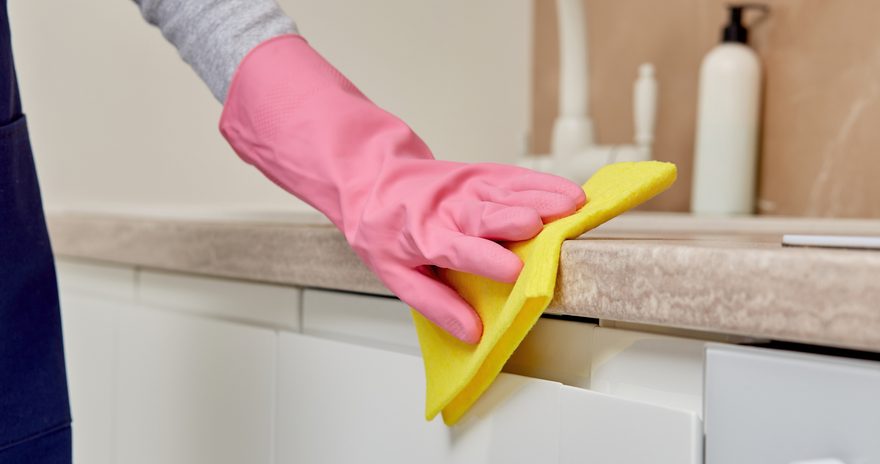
[133,0,298,102]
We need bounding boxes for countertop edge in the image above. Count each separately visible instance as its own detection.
[47,213,880,353]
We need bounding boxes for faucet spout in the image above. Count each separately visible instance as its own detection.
[551,0,595,159]
[523,0,658,183]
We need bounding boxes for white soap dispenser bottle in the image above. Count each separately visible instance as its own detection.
[691,4,767,215]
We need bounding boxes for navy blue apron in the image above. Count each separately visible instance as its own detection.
[0,0,73,461]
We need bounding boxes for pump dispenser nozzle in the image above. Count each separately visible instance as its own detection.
[722,4,769,44]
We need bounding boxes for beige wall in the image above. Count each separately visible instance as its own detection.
[533,0,880,217]
[9,0,532,212]
[16,0,879,217]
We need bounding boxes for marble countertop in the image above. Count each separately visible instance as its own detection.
[46,211,880,352]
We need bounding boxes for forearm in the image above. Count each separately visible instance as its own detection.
[133,0,297,102]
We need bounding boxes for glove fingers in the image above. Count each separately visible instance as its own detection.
[455,202,544,241]
[426,229,523,283]
[502,169,587,207]
[395,267,483,344]
[486,188,582,223]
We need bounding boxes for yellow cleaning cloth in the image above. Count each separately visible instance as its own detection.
[412,161,677,425]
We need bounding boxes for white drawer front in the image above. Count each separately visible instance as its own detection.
[115,308,276,464]
[138,269,300,330]
[302,288,418,353]
[275,332,561,463]
[705,344,880,464]
[56,258,136,301]
[276,332,703,464]
[59,293,122,464]
[589,327,706,418]
[560,386,703,464]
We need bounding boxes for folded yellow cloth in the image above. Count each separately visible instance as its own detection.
[411,161,677,425]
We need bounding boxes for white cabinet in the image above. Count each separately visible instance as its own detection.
[58,258,706,464]
[504,317,595,387]
[301,288,417,354]
[138,269,301,330]
[560,386,702,464]
[506,322,706,418]
[57,259,135,464]
[60,293,120,464]
[56,260,294,464]
[56,259,136,301]
[705,344,880,464]
[274,332,703,464]
[114,307,276,464]
[274,332,563,464]
[589,327,706,418]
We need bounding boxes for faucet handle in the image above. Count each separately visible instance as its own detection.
[633,63,657,148]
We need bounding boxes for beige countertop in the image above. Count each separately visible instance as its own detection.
[47,211,880,352]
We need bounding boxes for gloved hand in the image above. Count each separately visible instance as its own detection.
[220,35,586,343]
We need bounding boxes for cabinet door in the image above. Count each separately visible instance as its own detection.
[56,259,135,464]
[705,344,880,464]
[274,332,562,464]
[138,269,301,330]
[59,293,120,464]
[589,326,706,417]
[301,288,417,354]
[114,307,276,464]
[559,386,703,464]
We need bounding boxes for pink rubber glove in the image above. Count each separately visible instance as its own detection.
[220,35,586,343]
